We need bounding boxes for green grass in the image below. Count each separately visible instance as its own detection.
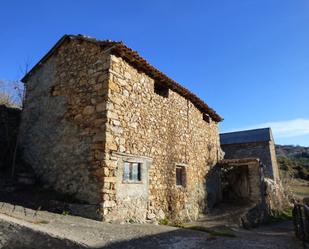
[290,184,309,198]
[269,208,293,223]
[61,210,70,216]
[160,219,237,238]
[158,218,169,225]
[180,225,237,238]
[209,230,237,238]
[32,220,49,224]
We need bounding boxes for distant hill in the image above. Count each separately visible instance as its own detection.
[276,145,309,180]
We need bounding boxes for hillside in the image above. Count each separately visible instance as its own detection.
[276,145,309,181]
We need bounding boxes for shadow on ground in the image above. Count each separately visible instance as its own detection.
[0,218,303,249]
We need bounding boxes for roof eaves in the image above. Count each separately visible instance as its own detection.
[218,158,260,166]
[21,34,223,122]
[109,43,223,122]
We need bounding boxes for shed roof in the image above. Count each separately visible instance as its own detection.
[220,128,273,145]
[21,34,222,122]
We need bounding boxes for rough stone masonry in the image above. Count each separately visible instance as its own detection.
[19,35,224,223]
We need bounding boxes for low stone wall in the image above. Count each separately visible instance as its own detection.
[0,204,84,249]
[0,105,21,171]
[0,216,80,249]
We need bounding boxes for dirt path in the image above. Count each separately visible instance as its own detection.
[201,221,302,249]
[0,203,303,249]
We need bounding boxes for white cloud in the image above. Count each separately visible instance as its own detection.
[247,119,309,138]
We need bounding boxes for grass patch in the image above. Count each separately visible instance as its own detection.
[181,225,236,238]
[269,208,293,223]
[160,220,237,238]
[62,210,70,216]
[158,218,169,225]
[290,184,309,198]
[32,220,49,224]
[208,230,237,238]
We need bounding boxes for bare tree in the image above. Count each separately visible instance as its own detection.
[0,61,30,177]
[0,79,24,108]
[0,92,15,107]
[11,61,30,177]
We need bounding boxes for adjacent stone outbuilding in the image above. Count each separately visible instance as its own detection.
[19,35,223,222]
[220,128,279,181]
[207,158,263,208]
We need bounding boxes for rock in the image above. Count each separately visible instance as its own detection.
[96,103,106,112]
[147,213,156,220]
[83,106,95,115]
[93,133,105,142]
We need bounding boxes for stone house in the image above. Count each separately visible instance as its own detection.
[19,35,223,222]
[220,128,280,181]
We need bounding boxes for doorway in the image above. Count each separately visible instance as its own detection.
[221,164,250,202]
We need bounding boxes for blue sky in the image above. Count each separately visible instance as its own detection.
[0,0,308,146]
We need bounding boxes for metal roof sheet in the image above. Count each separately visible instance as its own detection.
[220,128,273,145]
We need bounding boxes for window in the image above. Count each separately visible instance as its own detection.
[123,162,142,183]
[154,82,169,98]
[176,165,186,186]
[49,85,56,96]
[203,113,211,123]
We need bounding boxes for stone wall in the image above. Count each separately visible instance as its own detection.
[268,140,280,180]
[0,105,21,171]
[264,178,291,212]
[19,39,110,212]
[221,141,279,180]
[102,54,221,222]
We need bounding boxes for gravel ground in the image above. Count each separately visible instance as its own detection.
[0,203,303,249]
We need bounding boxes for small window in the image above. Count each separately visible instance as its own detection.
[176,166,186,187]
[154,82,169,98]
[49,85,56,96]
[203,113,211,123]
[123,162,142,183]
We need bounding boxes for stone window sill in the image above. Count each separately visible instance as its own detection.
[122,181,143,184]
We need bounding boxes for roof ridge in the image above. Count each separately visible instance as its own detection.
[220,127,273,145]
[221,127,270,135]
